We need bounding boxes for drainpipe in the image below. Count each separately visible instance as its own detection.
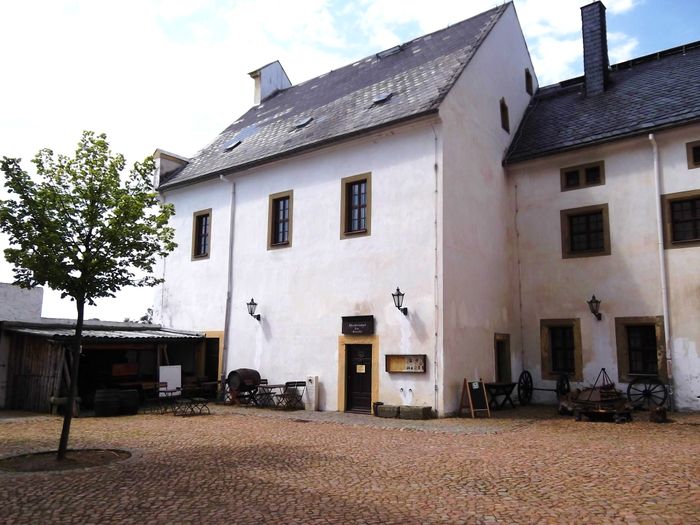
[431,125,440,414]
[219,174,236,399]
[649,133,675,410]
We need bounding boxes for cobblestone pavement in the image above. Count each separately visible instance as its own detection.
[1,406,698,524]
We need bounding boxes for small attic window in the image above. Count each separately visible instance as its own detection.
[376,45,402,59]
[525,68,534,95]
[293,116,313,129]
[372,92,393,105]
[223,139,242,151]
[500,98,510,133]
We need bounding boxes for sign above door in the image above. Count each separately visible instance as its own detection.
[341,315,374,335]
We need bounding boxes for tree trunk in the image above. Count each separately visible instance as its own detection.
[57,299,85,460]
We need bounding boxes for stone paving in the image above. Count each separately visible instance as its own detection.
[1,405,699,524]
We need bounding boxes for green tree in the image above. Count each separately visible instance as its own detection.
[0,131,176,460]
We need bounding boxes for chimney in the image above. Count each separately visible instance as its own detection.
[581,1,609,96]
[248,61,292,105]
[152,149,189,189]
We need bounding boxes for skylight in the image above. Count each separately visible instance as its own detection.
[293,116,313,129]
[223,139,242,151]
[376,45,403,59]
[372,92,393,105]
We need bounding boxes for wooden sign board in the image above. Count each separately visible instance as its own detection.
[342,315,374,335]
[458,378,491,418]
[385,354,427,373]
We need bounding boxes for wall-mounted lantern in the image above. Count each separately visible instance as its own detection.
[391,287,408,316]
[246,298,261,321]
[587,295,602,321]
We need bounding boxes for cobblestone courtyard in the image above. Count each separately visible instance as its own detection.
[1,406,698,524]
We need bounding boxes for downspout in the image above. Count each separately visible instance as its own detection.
[649,133,675,410]
[514,183,526,371]
[431,124,440,414]
[219,174,236,397]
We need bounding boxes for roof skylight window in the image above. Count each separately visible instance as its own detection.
[223,139,242,151]
[293,116,313,129]
[376,45,403,59]
[372,92,393,105]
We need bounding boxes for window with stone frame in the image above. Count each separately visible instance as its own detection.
[662,189,700,249]
[614,316,666,383]
[268,190,293,249]
[340,173,371,239]
[192,209,211,260]
[560,161,605,191]
[540,319,582,381]
[560,203,611,258]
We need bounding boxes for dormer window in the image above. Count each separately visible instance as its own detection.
[525,68,533,95]
[293,116,313,130]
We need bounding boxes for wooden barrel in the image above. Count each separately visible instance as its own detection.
[118,389,140,415]
[227,369,261,392]
[94,389,121,417]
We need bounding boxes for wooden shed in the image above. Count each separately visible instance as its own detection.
[0,320,215,413]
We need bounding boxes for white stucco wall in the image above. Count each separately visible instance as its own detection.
[155,179,231,333]
[508,123,700,410]
[0,283,43,322]
[227,120,441,412]
[439,3,536,414]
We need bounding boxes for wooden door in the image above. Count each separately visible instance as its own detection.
[346,344,372,413]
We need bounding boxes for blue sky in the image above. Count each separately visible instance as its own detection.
[0,0,698,321]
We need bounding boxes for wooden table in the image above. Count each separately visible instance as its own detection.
[485,382,517,410]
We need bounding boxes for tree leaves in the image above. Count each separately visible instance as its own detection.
[0,131,176,306]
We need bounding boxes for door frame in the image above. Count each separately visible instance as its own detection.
[337,335,379,412]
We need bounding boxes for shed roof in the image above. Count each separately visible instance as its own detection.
[3,320,203,343]
[159,4,507,189]
[506,41,700,164]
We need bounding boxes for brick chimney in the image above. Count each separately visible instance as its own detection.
[581,1,609,96]
[248,61,292,105]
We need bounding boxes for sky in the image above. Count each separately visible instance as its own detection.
[0,0,698,322]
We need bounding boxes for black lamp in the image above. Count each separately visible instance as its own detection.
[391,287,408,316]
[587,295,602,321]
[246,298,261,321]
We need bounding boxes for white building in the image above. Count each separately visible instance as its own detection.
[155,2,700,413]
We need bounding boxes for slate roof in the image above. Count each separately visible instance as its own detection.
[506,41,700,164]
[159,5,507,189]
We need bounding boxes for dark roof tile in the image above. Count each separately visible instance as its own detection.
[160,5,506,189]
[506,42,700,164]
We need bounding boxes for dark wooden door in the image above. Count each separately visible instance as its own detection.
[495,334,511,383]
[346,345,372,413]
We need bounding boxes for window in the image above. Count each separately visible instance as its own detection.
[192,209,211,260]
[268,190,293,249]
[662,189,700,249]
[525,68,533,95]
[560,203,611,258]
[687,140,700,169]
[340,173,371,239]
[560,161,605,191]
[499,98,510,133]
[540,319,582,381]
[614,317,666,382]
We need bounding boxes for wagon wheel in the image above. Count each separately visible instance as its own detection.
[627,377,667,409]
[518,370,533,406]
[556,374,570,397]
